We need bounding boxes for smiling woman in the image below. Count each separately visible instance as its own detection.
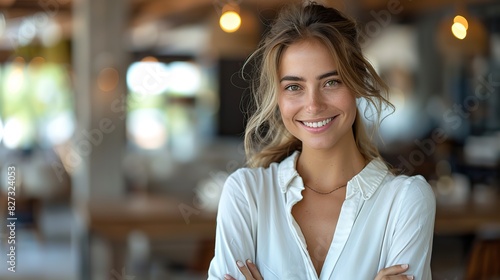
[208,2,435,280]
[277,39,358,154]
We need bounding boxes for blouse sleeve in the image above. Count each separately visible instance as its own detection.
[385,175,436,280]
[207,170,256,280]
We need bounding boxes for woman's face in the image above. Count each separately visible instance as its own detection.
[277,38,357,152]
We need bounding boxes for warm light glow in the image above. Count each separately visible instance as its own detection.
[141,56,158,62]
[454,15,469,30]
[452,22,467,40]
[13,56,25,64]
[98,67,119,92]
[6,65,25,95]
[219,11,241,33]
[29,56,45,68]
[128,109,167,149]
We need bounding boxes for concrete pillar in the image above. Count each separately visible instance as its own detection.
[72,0,129,201]
[71,1,129,279]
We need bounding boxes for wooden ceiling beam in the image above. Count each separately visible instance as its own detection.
[131,0,212,26]
[359,0,495,14]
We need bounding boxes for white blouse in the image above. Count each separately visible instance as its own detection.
[208,151,435,280]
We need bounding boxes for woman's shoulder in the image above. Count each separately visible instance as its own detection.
[223,162,281,196]
[228,162,280,182]
[386,173,431,188]
[383,173,436,208]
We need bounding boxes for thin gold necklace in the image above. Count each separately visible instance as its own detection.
[304,184,346,195]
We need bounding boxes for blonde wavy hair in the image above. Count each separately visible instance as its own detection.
[243,2,393,168]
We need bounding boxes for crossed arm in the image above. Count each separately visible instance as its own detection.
[224,260,415,280]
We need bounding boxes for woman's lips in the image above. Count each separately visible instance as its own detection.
[300,117,333,128]
[298,116,337,132]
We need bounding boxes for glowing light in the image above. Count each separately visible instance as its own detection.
[13,56,25,64]
[45,112,75,146]
[3,118,26,149]
[141,56,158,62]
[18,19,37,45]
[6,64,25,95]
[452,22,467,40]
[454,15,468,30]
[39,17,62,47]
[29,56,45,69]
[127,62,170,95]
[219,11,241,33]
[127,109,167,150]
[168,62,201,95]
[436,176,454,196]
[98,67,119,92]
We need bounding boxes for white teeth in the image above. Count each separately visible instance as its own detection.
[302,117,333,128]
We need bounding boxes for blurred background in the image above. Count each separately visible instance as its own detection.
[0,0,499,279]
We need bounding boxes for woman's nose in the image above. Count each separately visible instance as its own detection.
[306,89,326,113]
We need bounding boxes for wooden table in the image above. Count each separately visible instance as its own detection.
[77,194,216,280]
[434,197,500,236]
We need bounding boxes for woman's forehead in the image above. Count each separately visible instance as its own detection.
[278,39,339,76]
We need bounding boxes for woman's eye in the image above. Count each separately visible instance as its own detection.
[285,84,300,91]
[325,80,341,87]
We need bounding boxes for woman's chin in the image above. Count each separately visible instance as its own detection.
[302,140,337,152]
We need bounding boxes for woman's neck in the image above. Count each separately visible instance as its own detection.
[297,134,367,193]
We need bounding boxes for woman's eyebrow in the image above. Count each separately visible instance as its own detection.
[317,70,338,80]
[280,70,339,83]
[280,75,305,82]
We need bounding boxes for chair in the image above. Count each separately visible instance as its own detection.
[465,226,500,280]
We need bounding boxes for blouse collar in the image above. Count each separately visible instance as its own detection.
[278,151,389,200]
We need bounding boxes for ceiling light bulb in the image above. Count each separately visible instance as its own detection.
[219,11,241,33]
[454,15,469,30]
[451,22,467,40]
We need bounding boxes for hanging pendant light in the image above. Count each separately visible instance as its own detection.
[219,3,241,33]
